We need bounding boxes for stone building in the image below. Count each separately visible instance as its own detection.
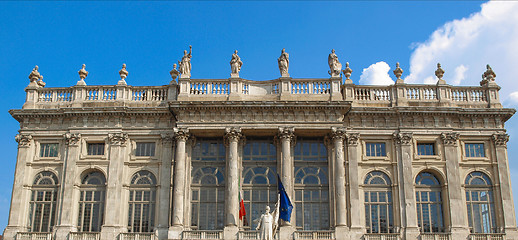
[4,57,518,240]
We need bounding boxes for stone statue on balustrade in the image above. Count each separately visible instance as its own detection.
[28,65,46,87]
[278,48,289,77]
[179,45,192,78]
[230,50,243,78]
[328,49,342,78]
[256,205,279,240]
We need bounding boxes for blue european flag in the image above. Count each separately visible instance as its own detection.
[277,175,293,222]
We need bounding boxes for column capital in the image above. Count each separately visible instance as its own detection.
[224,127,243,146]
[108,132,128,146]
[441,132,460,146]
[15,133,32,147]
[346,132,360,146]
[276,127,295,147]
[492,133,509,147]
[393,132,413,145]
[161,133,174,145]
[330,127,347,141]
[173,128,190,142]
[64,133,81,146]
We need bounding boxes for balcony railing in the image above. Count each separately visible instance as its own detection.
[238,231,279,239]
[420,233,451,240]
[294,230,335,239]
[469,233,506,240]
[16,232,52,240]
[182,230,223,239]
[363,233,401,240]
[69,232,100,240]
[118,233,158,240]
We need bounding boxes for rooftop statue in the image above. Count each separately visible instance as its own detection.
[328,49,342,77]
[77,64,88,86]
[435,63,445,80]
[179,45,192,78]
[118,63,128,85]
[230,50,243,78]
[278,48,289,77]
[342,62,353,82]
[170,63,180,83]
[28,65,46,87]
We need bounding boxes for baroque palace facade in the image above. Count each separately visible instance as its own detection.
[4,50,518,240]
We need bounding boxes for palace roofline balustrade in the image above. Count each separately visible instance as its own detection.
[21,76,503,110]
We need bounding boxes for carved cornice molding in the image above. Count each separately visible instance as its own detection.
[173,128,190,142]
[15,134,32,147]
[393,132,413,145]
[224,127,244,146]
[345,132,360,146]
[108,132,128,146]
[64,133,81,146]
[440,132,460,146]
[492,133,509,147]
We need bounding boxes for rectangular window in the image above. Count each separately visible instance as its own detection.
[40,143,59,157]
[417,143,435,155]
[366,143,386,157]
[87,143,105,155]
[465,143,485,158]
[135,142,155,157]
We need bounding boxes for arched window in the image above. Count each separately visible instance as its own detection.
[415,172,444,233]
[465,171,496,233]
[29,171,59,232]
[294,138,329,230]
[190,139,226,230]
[241,139,277,229]
[78,171,106,232]
[364,171,394,233]
[128,170,157,232]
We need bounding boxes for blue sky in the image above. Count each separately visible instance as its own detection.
[2,1,518,232]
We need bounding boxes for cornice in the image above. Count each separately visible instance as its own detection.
[9,107,172,122]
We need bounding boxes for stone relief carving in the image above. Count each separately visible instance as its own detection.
[108,132,128,146]
[492,133,509,147]
[64,133,81,146]
[179,45,192,78]
[15,134,32,147]
[173,128,190,142]
[328,49,342,78]
[278,48,289,77]
[345,132,360,146]
[230,50,243,78]
[393,132,413,145]
[440,132,459,146]
[28,65,46,87]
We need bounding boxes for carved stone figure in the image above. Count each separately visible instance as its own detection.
[118,63,128,85]
[435,63,445,80]
[342,62,353,82]
[179,45,192,78]
[28,65,46,87]
[230,50,243,78]
[278,48,289,77]
[170,63,180,83]
[256,206,274,240]
[328,49,342,77]
[77,64,88,85]
[481,64,496,85]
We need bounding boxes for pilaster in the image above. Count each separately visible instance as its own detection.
[223,127,243,240]
[492,133,518,238]
[157,133,174,239]
[440,132,470,239]
[393,132,419,239]
[169,128,190,239]
[277,127,295,227]
[55,133,81,240]
[345,132,363,239]
[330,128,349,240]
[101,132,128,240]
[4,134,33,240]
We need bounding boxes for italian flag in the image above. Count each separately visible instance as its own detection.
[239,179,248,225]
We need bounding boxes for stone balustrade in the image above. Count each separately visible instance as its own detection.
[22,76,503,110]
[181,230,223,239]
[468,233,507,240]
[15,232,53,240]
[363,233,401,240]
[118,233,158,240]
[69,232,101,240]
[293,230,335,240]
[419,233,451,240]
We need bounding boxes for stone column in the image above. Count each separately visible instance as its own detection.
[277,127,296,239]
[440,133,469,239]
[4,134,33,240]
[346,132,363,239]
[393,132,419,239]
[55,133,81,240]
[157,134,174,239]
[330,128,348,239]
[492,133,518,238]
[169,128,190,239]
[101,132,128,240]
[223,127,243,240]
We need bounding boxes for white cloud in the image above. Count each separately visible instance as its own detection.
[359,61,394,86]
[406,1,518,106]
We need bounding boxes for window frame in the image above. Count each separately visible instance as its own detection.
[29,171,60,233]
[413,138,441,161]
[464,171,497,233]
[127,170,158,233]
[80,137,107,160]
[362,139,391,161]
[415,172,445,233]
[130,139,160,161]
[463,142,487,159]
[362,171,395,234]
[36,141,60,160]
[77,171,106,232]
